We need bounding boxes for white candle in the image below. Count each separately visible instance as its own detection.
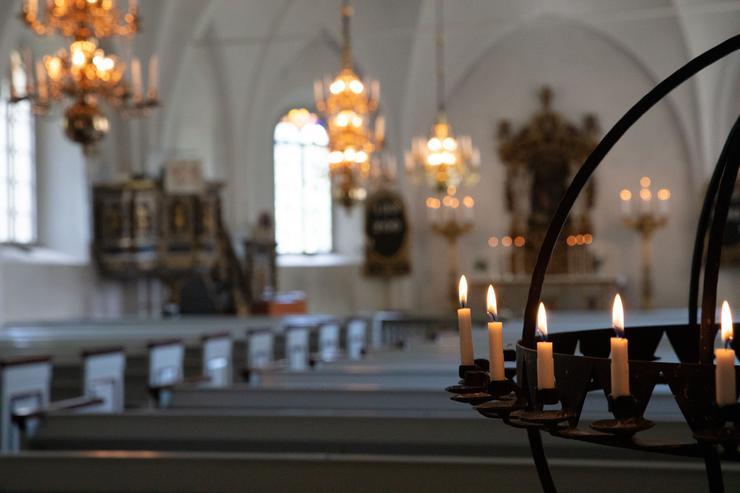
[147,55,158,100]
[610,294,630,397]
[457,275,474,366]
[487,285,505,381]
[536,302,555,389]
[131,57,142,102]
[716,301,736,407]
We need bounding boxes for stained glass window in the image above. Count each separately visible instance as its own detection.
[274,108,331,254]
[0,51,36,244]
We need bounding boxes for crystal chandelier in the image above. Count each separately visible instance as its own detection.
[314,0,381,209]
[405,1,479,194]
[21,0,139,40]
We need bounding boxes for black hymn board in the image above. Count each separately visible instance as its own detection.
[363,189,411,277]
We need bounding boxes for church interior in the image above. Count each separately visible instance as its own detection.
[0,0,738,491]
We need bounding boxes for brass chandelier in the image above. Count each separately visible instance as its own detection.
[314,0,381,208]
[10,0,158,153]
[21,0,140,40]
[405,0,480,193]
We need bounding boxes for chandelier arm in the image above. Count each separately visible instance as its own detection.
[521,33,740,349]
[698,114,740,364]
[687,114,740,339]
[435,0,445,113]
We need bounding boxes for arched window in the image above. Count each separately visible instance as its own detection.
[0,51,36,244]
[273,108,331,254]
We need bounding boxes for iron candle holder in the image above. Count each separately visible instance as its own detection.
[445,33,740,493]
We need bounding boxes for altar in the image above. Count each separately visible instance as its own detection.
[469,274,625,317]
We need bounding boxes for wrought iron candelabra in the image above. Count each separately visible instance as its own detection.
[446,34,740,493]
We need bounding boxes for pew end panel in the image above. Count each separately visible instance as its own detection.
[0,357,52,452]
[147,339,185,407]
[81,347,126,413]
[201,333,233,387]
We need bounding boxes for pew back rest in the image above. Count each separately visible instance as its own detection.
[284,326,310,371]
[317,322,341,362]
[370,311,406,349]
[148,340,184,388]
[0,358,51,452]
[247,330,274,370]
[82,349,126,413]
[345,318,368,360]
[201,334,232,387]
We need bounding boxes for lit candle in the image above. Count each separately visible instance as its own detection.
[610,294,630,397]
[619,189,632,216]
[639,187,652,213]
[457,275,474,366]
[131,57,142,102]
[657,188,670,215]
[147,55,158,100]
[715,301,736,407]
[536,302,555,389]
[487,285,505,381]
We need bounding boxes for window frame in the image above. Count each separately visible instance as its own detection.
[273,108,333,256]
[0,71,38,247]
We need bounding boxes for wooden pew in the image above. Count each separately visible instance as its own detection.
[2,353,113,452]
[4,450,738,493]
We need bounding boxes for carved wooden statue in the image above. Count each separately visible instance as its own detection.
[497,87,600,274]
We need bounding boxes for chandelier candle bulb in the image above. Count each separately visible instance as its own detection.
[715,301,736,407]
[486,285,505,381]
[131,57,142,102]
[147,55,158,100]
[610,294,630,397]
[35,60,47,102]
[536,302,555,390]
[457,275,474,366]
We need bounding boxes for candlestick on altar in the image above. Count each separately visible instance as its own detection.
[456,275,474,366]
[536,302,555,390]
[487,285,505,381]
[610,294,630,397]
[428,189,474,307]
[619,176,669,309]
[716,301,736,407]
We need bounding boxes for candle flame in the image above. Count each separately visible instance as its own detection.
[458,275,468,307]
[612,294,624,337]
[487,284,497,319]
[536,302,548,339]
[721,300,733,343]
